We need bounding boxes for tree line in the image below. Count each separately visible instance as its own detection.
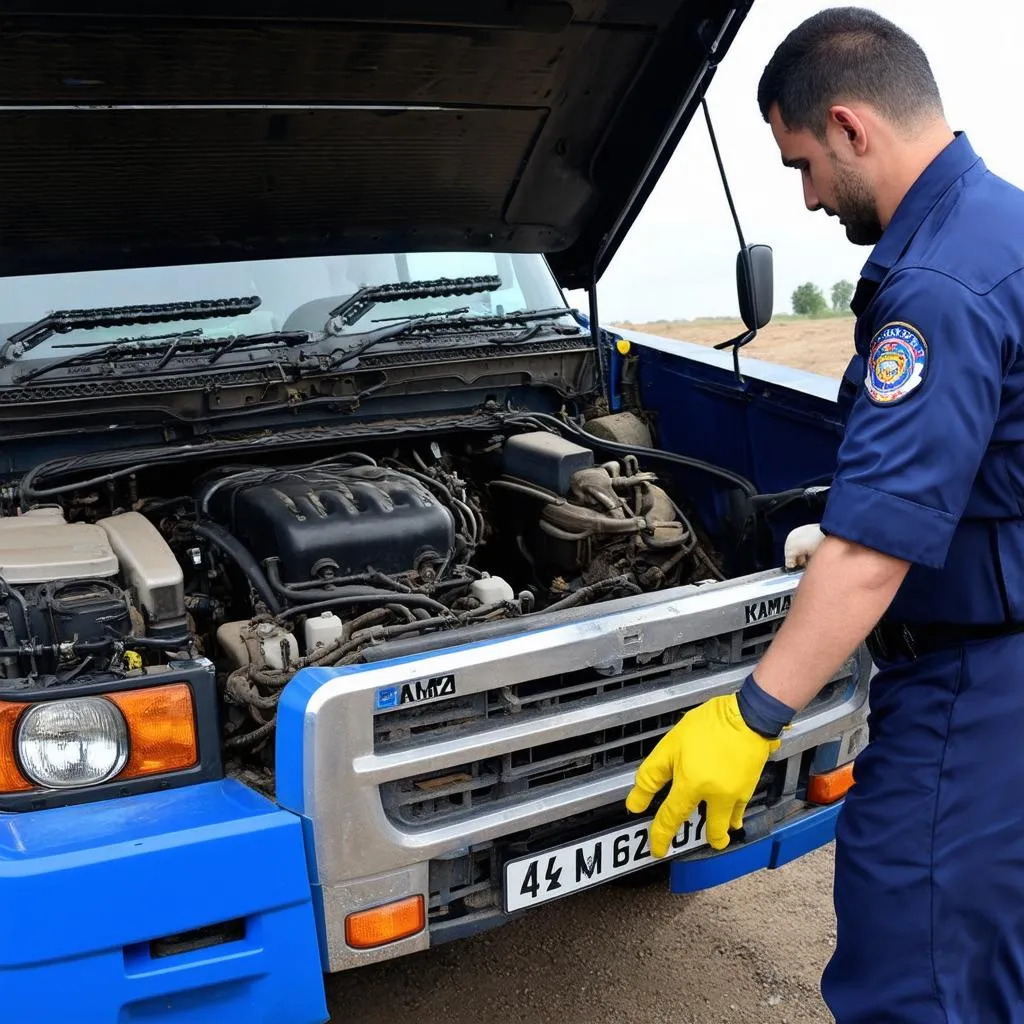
[791,279,854,316]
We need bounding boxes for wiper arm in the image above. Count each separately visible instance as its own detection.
[14,328,310,384]
[328,306,578,369]
[326,275,502,331]
[0,295,262,365]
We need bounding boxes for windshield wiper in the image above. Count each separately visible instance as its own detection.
[326,275,502,332]
[0,295,262,365]
[13,328,310,384]
[328,306,578,369]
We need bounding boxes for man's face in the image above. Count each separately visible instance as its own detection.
[768,104,882,245]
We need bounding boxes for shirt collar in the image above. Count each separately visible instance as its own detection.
[860,131,982,282]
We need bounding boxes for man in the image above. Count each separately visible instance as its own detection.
[626,7,1024,1021]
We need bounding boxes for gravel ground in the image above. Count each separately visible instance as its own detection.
[325,845,838,1024]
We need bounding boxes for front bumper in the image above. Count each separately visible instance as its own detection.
[669,800,843,893]
[0,779,327,1024]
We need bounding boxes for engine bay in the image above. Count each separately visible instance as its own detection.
[0,414,776,786]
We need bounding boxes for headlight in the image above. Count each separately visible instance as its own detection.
[17,697,129,789]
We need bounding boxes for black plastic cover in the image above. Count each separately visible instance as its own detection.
[210,465,456,582]
[503,431,595,495]
[3,578,134,677]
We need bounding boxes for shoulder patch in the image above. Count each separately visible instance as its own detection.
[864,321,928,405]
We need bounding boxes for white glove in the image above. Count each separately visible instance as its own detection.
[784,523,825,570]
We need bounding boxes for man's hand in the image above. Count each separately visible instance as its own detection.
[624,535,909,857]
[625,693,781,857]
[785,522,826,569]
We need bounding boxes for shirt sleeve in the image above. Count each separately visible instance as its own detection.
[820,267,1010,569]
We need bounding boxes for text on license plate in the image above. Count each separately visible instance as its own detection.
[503,805,708,912]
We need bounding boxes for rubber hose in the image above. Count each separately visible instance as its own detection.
[191,522,282,614]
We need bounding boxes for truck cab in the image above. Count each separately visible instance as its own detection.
[0,4,866,1022]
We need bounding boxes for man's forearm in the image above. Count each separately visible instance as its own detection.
[752,535,910,712]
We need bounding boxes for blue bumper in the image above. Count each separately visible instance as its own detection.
[0,779,327,1024]
[669,801,842,893]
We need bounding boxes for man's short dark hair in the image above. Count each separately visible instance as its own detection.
[757,7,944,137]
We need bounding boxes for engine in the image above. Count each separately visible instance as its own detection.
[201,463,459,585]
[0,506,188,679]
[2,424,727,778]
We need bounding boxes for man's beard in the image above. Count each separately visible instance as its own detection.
[827,154,883,245]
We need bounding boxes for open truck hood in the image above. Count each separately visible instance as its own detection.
[0,2,752,289]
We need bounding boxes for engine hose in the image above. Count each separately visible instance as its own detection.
[391,615,453,634]
[117,633,193,651]
[693,543,727,581]
[195,470,258,515]
[308,451,378,468]
[386,603,417,623]
[544,502,646,536]
[637,529,688,550]
[224,717,276,750]
[1,584,33,643]
[264,559,411,595]
[19,458,158,504]
[191,522,282,614]
[666,497,702,555]
[279,593,453,619]
[539,519,592,542]
[488,478,566,504]
[265,560,441,610]
[544,575,642,612]
[461,600,518,622]
[392,462,479,546]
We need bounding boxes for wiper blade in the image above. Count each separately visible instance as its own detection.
[327,275,502,331]
[0,295,262,365]
[329,306,577,369]
[14,329,310,384]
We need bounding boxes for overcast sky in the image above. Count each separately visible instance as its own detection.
[565,0,1024,324]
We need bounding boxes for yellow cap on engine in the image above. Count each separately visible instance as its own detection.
[123,650,143,671]
[616,339,631,355]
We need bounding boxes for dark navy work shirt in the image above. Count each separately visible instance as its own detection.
[821,132,1024,624]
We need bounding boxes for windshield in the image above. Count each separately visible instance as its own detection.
[0,250,569,360]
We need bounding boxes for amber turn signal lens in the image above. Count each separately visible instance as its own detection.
[807,761,856,805]
[0,702,32,793]
[107,684,198,780]
[345,896,425,950]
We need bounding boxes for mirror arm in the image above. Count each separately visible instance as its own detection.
[713,327,756,382]
[702,98,761,381]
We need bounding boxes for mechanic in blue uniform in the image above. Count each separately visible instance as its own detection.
[626,8,1024,1022]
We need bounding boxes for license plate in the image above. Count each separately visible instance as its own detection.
[503,805,708,912]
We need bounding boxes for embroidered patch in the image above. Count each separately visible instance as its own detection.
[864,321,928,405]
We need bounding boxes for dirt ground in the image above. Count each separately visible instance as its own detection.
[325,847,838,1023]
[617,315,857,379]
[323,316,846,1024]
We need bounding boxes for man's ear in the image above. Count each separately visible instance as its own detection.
[828,105,869,156]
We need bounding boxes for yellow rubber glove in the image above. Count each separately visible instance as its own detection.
[625,693,781,857]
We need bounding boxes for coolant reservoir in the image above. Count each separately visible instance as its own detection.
[255,621,298,671]
[470,574,515,606]
[304,611,345,652]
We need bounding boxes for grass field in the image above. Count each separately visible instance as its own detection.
[614,313,857,380]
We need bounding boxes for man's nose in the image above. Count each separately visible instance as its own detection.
[802,176,821,212]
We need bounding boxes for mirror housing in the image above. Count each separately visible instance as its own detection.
[737,243,774,331]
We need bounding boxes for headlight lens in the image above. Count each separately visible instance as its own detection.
[17,697,129,789]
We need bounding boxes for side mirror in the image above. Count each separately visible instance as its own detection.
[737,243,774,331]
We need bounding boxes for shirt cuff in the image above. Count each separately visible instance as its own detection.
[819,477,958,569]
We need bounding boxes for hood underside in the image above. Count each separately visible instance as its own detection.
[0,1,752,288]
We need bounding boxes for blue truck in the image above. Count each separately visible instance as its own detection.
[0,3,868,1021]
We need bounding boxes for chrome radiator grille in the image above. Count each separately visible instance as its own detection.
[374,617,853,829]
